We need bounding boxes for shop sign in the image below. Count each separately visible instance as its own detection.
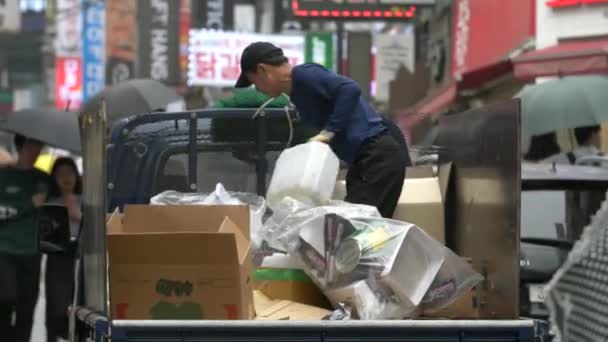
[374,32,415,102]
[106,0,137,85]
[305,32,335,70]
[0,0,20,32]
[207,0,224,29]
[137,0,179,84]
[547,0,608,8]
[56,0,82,57]
[82,0,105,101]
[188,30,304,87]
[55,57,83,110]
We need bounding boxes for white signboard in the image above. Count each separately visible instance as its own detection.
[0,0,20,32]
[373,32,415,102]
[188,30,304,87]
[56,0,82,57]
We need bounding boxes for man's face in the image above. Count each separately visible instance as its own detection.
[247,63,292,97]
[19,140,43,168]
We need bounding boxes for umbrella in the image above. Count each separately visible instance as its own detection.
[0,108,81,153]
[80,79,179,123]
[517,76,608,137]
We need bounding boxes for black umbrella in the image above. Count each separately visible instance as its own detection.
[0,108,81,153]
[80,79,179,123]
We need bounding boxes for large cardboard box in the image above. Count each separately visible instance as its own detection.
[254,253,330,308]
[393,164,452,244]
[254,291,330,320]
[254,268,330,309]
[106,205,254,320]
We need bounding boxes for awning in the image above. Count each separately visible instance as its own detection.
[513,38,608,80]
[396,83,458,134]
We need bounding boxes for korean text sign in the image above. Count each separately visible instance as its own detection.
[188,30,304,87]
[55,57,83,110]
[82,0,106,101]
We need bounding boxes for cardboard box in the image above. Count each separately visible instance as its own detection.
[254,291,330,320]
[106,205,254,320]
[393,163,452,244]
[254,267,330,309]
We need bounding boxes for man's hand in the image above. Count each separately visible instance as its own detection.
[309,130,335,144]
[32,193,46,208]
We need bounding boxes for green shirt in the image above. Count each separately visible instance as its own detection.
[0,167,49,255]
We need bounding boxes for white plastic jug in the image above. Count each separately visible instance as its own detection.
[267,142,340,208]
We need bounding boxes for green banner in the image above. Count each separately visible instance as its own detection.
[305,32,335,71]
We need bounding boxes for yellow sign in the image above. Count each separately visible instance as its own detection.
[35,154,56,174]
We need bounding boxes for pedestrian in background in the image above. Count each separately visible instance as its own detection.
[545,125,602,165]
[45,157,82,342]
[0,134,48,342]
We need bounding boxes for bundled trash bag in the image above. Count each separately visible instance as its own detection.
[264,197,483,320]
[263,197,381,252]
[420,249,484,312]
[150,183,267,248]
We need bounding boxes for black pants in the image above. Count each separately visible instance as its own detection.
[346,130,409,218]
[45,254,75,342]
[0,252,41,342]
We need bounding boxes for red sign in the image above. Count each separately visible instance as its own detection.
[55,57,82,110]
[291,0,422,19]
[179,0,191,90]
[547,0,608,8]
[451,0,535,79]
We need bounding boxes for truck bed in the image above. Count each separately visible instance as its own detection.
[77,308,550,342]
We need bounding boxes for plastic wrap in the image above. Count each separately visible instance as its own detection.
[266,142,340,209]
[150,184,266,248]
[421,245,484,312]
[263,197,381,252]
[275,205,447,319]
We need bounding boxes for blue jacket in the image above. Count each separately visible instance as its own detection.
[290,64,386,164]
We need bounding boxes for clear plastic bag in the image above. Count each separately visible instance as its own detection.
[263,197,381,252]
[420,244,484,312]
[150,184,267,248]
[275,205,447,319]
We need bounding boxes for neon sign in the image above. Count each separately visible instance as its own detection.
[291,0,435,19]
[546,0,608,8]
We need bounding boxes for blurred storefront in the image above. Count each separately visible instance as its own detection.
[0,0,46,110]
[512,0,608,151]
[513,0,608,81]
[396,0,536,144]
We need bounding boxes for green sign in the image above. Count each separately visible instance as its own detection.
[305,32,335,71]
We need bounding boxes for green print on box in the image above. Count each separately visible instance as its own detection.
[150,278,203,320]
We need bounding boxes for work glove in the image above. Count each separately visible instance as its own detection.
[309,130,335,144]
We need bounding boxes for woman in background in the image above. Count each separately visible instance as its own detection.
[45,157,82,342]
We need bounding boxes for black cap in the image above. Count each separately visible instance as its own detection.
[235,42,287,88]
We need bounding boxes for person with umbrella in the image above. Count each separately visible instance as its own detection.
[234,42,411,218]
[0,134,49,342]
[544,125,603,165]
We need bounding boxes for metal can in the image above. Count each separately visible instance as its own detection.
[335,223,391,273]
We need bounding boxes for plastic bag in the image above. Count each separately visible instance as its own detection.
[263,197,381,252]
[277,206,447,319]
[420,245,484,312]
[150,184,267,248]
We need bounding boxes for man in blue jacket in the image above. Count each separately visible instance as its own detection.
[235,42,411,217]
